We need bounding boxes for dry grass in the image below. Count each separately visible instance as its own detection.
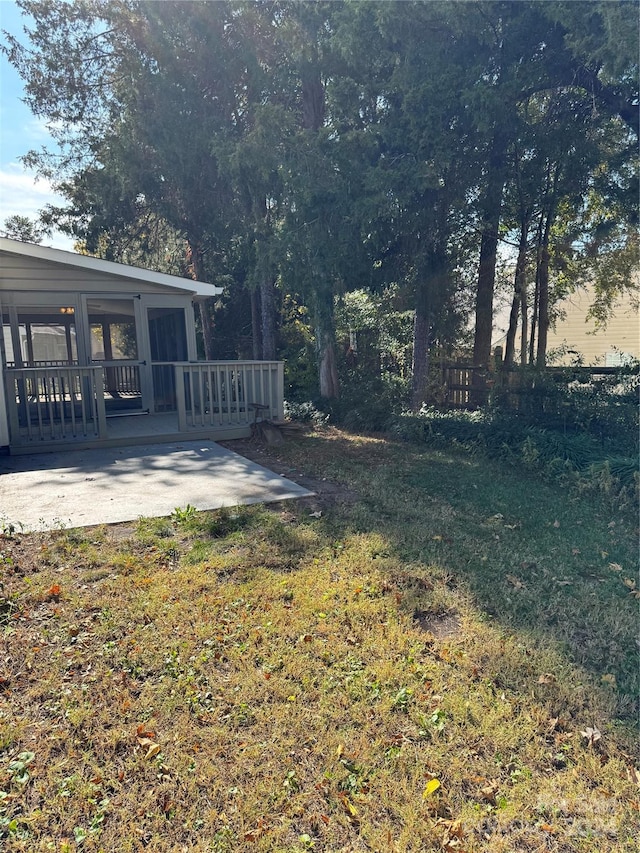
[1,428,638,852]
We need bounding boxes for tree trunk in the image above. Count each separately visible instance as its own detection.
[520,276,528,366]
[302,61,324,132]
[198,301,215,361]
[528,213,544,365]
[411,285,431,409]
[312,284,339,399]
[316,322,340,400]
[260,275,277,360]
[504,218,529,367]
[535,209,553,367]
[187,241,215,360]
[471,128,508,404]
[251,287,262,360]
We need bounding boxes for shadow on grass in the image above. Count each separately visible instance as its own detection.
[277,432,640,724]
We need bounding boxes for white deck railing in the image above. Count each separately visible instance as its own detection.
[6,366,107,445]
[175,361,284,431]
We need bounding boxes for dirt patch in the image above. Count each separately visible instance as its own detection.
[413,610,461,639]
[219,437,360,513]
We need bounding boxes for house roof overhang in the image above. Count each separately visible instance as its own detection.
[0,237,223,298]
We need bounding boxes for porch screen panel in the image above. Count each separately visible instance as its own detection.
[87,298,142,411]
[13,307,78,367]
[148,307,188,413]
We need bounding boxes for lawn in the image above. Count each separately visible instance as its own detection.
[1,428,638,852]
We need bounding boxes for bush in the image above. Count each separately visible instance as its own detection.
[283,400,329,426]
[321,372,410,433]
[490,364,639,456]
[391,404,639,513]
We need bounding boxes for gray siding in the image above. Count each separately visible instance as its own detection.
[0,252,182,295]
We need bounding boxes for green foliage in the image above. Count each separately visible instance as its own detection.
[283,401,329,427]
[279,295,318,401]
[492,365,639,455]
[322,372,410,433]
[391,364,639,512]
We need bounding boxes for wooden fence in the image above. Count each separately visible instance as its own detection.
[440,363,638,410]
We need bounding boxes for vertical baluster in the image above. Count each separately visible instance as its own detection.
[28,372,38,441]
[205,366,213,426]
[68,368,78,436]
[45,371,57,440]
[202,366,209,426]
[213,366,220,426]
[56,369,67,438]
[233,366,240,421]
[262,364,269,417]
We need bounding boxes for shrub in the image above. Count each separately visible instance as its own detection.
[391,403,639,514]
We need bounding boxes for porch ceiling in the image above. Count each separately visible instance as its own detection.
[0,441,313,532]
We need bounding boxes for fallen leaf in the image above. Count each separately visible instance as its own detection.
[337,793,359,819]
[608,562,623,572]
[623,578,636,589]
[580,726,602,746]
[480,781,499,804]
[538,673,556,684]
[136,724,155,739]
[422,778,441,798]
[553,520,560,528]
[626,766,640,787]
[145,743,161,760]
[47,584,61,600]
[506,574,525,590]
[309,511,322,519]
[540,823,558,833]
[571,548,580,556]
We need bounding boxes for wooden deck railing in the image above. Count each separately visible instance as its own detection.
[6,366,107,445]
[175,361,284,431]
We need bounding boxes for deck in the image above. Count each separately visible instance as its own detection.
[4,361,284,454]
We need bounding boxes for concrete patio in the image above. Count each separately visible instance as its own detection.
[0,440,313,532]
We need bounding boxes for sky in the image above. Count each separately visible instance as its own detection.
[0,0,74,249]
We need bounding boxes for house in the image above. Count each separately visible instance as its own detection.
[545,283,639,366]
[0,238,283,453]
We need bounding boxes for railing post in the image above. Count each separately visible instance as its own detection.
[94,367,107,438]
[5,373,21,444]
[275,362,284,421]
[175,365,188,431]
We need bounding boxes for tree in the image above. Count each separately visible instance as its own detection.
[1,215,46,243]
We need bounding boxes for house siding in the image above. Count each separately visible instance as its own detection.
[1,253,180,294]
[547,285,639,366]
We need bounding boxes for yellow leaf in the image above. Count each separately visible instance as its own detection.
[422,778,441,798]
[145,743,161,760]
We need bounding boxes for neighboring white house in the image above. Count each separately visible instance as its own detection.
[0,238,283,452]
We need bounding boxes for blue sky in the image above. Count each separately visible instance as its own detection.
[0,0,73,248]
